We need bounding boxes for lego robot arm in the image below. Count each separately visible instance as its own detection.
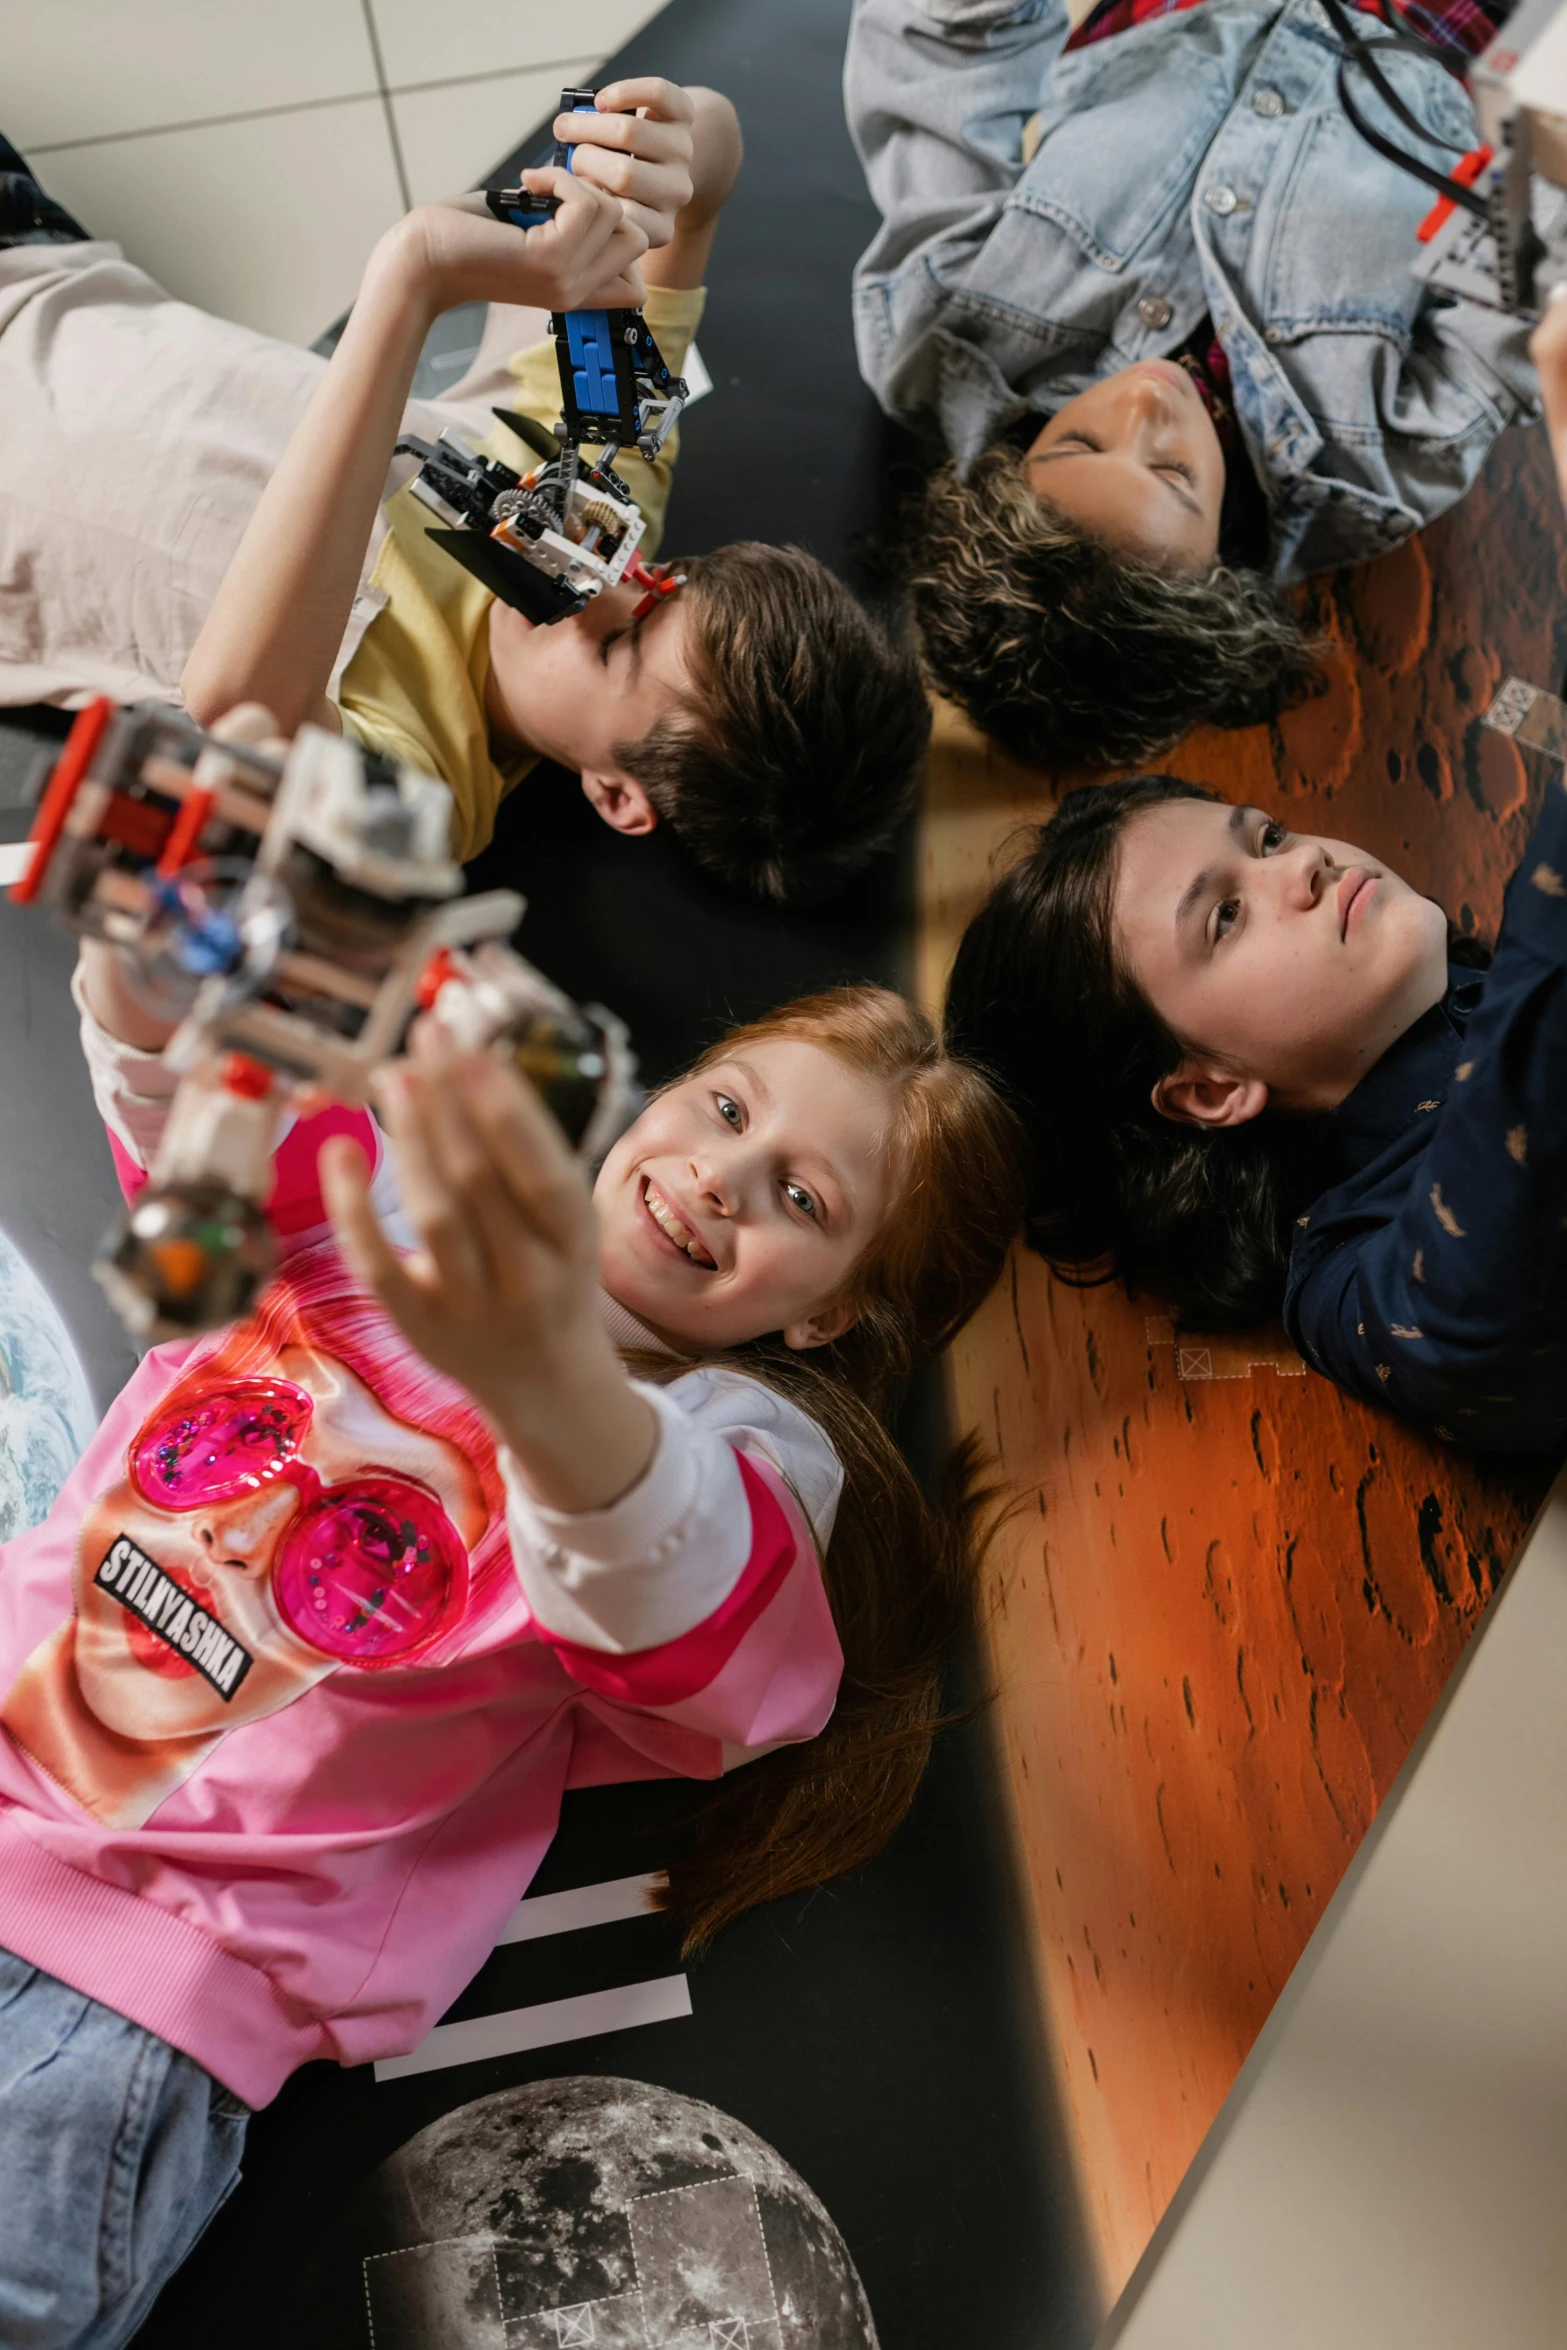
[182,175,646,737]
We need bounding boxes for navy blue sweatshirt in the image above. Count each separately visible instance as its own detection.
[1284,780,1567,1455]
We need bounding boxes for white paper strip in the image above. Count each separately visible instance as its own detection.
[496,1871,661,1945]
[374,1974,692,2082]
[0,842,34,885]
[683,341,713,404]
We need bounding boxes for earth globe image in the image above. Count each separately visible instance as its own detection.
[0,1226,95,1543]
[358,2074,880,2349]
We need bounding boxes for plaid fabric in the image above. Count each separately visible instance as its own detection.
[1065,0,1506,61]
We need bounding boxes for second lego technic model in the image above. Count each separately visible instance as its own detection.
[394,86,690,627]
[10,699,637,1340]
[1319,0,1567,316]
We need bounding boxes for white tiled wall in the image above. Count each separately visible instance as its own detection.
[2,0,666,346]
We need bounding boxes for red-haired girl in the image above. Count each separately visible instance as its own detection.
[0,914,1023,2347]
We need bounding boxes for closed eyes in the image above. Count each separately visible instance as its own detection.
[1045,431,1194,485]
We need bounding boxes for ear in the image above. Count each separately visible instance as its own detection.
[1151,1064,1269,1130]
[579,770,657,837]
[781,1297,861,1352]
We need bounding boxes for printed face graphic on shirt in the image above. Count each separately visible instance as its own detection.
[0,1341,487,1825]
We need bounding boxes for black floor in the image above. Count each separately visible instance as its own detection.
[0,6,1097,2344]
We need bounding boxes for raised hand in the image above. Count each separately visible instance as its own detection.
[554,79,698,250]
[403,165,649,316]
[321,1028,657,1514]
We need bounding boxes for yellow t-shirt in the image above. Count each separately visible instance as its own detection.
[337,283,706,864]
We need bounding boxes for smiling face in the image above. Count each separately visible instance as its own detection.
[1024,362,1226,571]
[1113,799,1451,1119]
[593,1036,902,1353]
[486,579,695,832]
[71,1345,487,1745]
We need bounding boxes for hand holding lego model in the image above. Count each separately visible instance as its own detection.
[14,697,637,1343]
[544,77,698,249]
[553,79,742,245]
[395,164,651,320]
[322,1029,659,1514]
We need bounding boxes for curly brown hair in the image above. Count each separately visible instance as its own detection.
[909,445,1323,773]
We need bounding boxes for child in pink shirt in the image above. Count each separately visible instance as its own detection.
[0,914,1024,2346]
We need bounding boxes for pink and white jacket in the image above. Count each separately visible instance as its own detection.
[0,996,844,2107]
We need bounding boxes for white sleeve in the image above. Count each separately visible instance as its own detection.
[502,1366,844,1656]
[72,961,185,1171]
[70,965,412,1249]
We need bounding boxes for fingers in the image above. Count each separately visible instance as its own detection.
[557,106,693,164]
[553,86,695,246]
[397,1045,535,1297]
[372,1060,492,1304]
[207,701,280,747]
[589,77,697,125]
[374,1042,594,1313]
[405,1032,591,1259]
[520,167,648,304]
[320,1135,429,1330]
[459,1050,592,1258]
[563,145,694,243]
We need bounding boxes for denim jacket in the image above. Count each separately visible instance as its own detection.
[1284,780,1567,1456]
[846,0,1540,579]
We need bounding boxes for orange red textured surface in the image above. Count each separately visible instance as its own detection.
[918,421,1567,2303]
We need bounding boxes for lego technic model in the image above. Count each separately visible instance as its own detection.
[1324,0,1567,316]
[394,86,690,627]
[9,699,637,1339]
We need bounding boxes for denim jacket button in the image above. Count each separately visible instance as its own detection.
[1138,294,1174,329]
[1202,183,1238,215]
[1251,86,1286,117]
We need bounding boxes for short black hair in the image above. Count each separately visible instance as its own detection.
[615,542,931,902]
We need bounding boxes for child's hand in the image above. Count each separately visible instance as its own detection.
[321,1030,657,1511]
[680,88,744,231]
[395,166,648,318]
[557,79,698,250]
[1531,283,1567,517]
[329,1032,601,1411]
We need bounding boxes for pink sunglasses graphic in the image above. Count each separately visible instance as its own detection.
[126,1377,469,1665]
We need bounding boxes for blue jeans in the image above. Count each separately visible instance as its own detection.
[0,1948,248,2349]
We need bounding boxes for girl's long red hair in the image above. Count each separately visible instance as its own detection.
[643,986,1028,1948]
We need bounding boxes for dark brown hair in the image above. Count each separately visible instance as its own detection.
[615,543,932,903]
[944,780,1328,1328]
[909,447,1322,773]
[637,985,1028,1948]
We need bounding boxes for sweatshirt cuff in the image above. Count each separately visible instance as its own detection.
[502,1381,748,1653]
[70,963,183,1169]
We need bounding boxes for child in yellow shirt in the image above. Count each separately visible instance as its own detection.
[184,81,930,903]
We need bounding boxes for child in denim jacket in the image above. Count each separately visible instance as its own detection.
[847,0,1540,772]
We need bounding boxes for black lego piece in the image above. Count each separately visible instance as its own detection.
[426,525,586,624]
